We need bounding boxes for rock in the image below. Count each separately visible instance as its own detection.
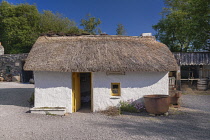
[164,112,169,116]
[64,113,70,116]
[149,114,156,116]
[0,77,4,81]
[29,79,34,84]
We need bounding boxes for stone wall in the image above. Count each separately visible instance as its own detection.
[0,53,29,82]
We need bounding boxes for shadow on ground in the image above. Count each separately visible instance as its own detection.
[92,109,210,139]
[91,94,210,139]
[0,88,34,107]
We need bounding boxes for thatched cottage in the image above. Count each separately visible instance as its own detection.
[24,35,177,114]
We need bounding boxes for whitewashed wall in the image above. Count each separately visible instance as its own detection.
[92,72,169,112]
[34,71,169,113]
[34,71,72,113]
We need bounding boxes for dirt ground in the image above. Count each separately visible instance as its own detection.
[181,82,210,95]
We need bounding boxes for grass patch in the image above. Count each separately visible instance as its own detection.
[28,92,34,106]
[120,103,137,113]
[38,107,66,109]
[181,92,188,95]
[169,107,184,115]
[193,91,210,95]
[45,111,56,116]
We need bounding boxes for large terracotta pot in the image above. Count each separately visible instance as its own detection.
[144,95,170,115]
[169,91,182,107]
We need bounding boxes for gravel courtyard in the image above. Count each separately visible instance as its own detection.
[0,82,210,140]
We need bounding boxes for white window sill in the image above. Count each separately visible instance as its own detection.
[110,96,121,99]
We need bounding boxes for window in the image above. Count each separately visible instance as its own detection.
[6,66,11,74]
[111,83,121,96]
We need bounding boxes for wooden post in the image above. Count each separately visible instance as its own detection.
[199,67,202,78]
[176,66,181,90]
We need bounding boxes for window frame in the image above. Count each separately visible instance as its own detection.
[111,83,121,96]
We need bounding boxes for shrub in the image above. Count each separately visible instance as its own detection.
[119,99,145,113]
[28,92,34,106]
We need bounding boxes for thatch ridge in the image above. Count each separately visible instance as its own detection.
[24,35,178,72]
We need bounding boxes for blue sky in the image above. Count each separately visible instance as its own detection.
[4,0,165,36]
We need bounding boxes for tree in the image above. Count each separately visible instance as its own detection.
[66,26,89,35]
[116,24,126,35]
[0,1,40,53]
[0,1,78,54]
[153,0,210,52]
[39,10,76,33]
[80,14,102,35]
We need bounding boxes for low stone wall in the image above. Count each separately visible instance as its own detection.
[0,53,29,82]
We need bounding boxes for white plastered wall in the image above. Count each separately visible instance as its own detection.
[92,72,169,112]
[34,71,72,113]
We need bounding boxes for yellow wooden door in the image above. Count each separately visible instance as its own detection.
[72,72,81,112]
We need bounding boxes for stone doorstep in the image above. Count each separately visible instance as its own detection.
[30,107,67,115]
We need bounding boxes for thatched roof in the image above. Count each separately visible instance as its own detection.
[24,35,178,72]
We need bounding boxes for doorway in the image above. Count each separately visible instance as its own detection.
[21,61,33,83]
[72,72,92,112]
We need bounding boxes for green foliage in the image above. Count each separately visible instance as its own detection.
[0,1,40,53]
[28,92,34,105]
[153,0,210,52]
[80,14,102,35]
[120,101,137,113]
[0,1,78,54]
[0,3,104,54]
[39,10,76,33]
[116,24,126,35]
[120,100,145,113]
[45,111,56,116]
[66,26,89,35]
[66,26,80,34]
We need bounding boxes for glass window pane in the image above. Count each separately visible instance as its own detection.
[113,85,118,89]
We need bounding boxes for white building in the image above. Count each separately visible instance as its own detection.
[0,42,4,55]
[24,35,177,114]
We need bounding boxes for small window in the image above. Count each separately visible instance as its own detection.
[111,83,121,96]
[6,66,11,74]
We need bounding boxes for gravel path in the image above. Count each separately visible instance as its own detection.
[0,82,210,140]
[181,94,210,112]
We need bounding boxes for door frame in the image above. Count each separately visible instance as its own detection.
[72,72,93,112]
[72,72,80,112]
